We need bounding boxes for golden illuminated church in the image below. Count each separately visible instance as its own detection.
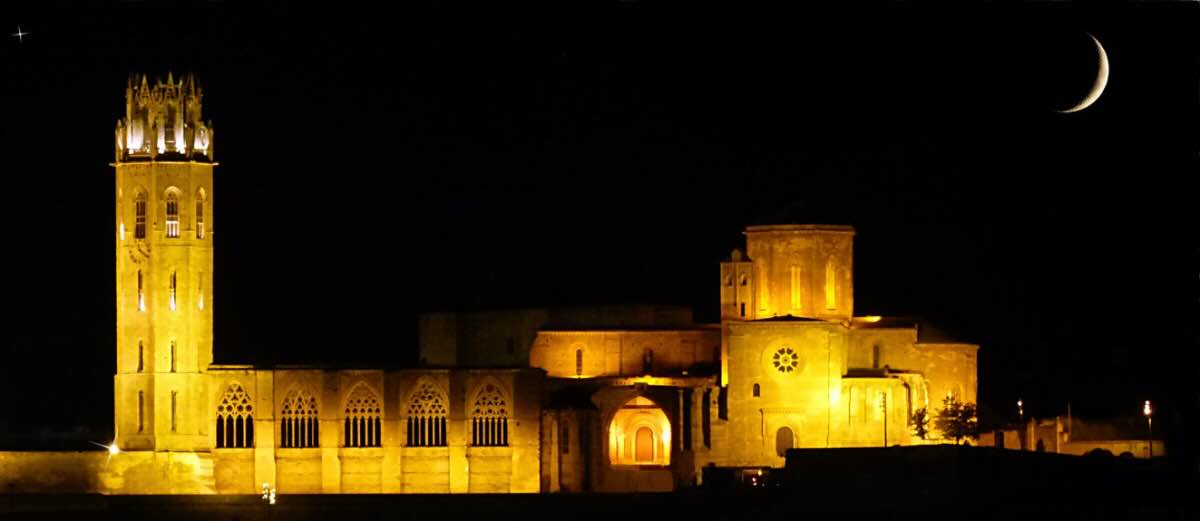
[0,75,976,494]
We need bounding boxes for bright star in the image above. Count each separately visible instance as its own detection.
[12,25,29,43]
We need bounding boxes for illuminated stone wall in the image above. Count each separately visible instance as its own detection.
[725,225,855,321]
[713,320,847,467]
[114,161,214,453]
[689,317,976,470]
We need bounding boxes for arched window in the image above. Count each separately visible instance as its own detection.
[739,274,748,286]
[195,189,206,239]
[575,349,583,377]
[824,257,837,310]
[169,340,176,372]
[169,271,177,311]
[197,272,205,310]
[642,348,654,374]
[171,391,178,433]
[471,383,509,447]
[165,192,179,238]
[137,340,144,372]
[134,193,146,239]
[216,383,254,448]
[406,380,448,447]
[752,383,760,397]
[344,384,381,448]
[136,270,145,312]
[280,390,319,448]
[775,426,794,457]
[789,265,802,309]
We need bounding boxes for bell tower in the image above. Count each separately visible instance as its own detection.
[113,73,215,451]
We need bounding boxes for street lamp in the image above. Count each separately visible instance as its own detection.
[1017,399,1025,450]
[1143,400,1153,459]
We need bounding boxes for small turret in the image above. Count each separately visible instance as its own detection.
[115,73,212,162]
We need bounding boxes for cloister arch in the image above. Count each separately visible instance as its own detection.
[607,395,671,466]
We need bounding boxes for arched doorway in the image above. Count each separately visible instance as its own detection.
[608,396,671,466]
[775,426,794,457]
[635,427,654,462]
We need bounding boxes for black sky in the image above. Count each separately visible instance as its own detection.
[0,1,1196,443]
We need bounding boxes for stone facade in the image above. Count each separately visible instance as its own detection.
[0,75,981,495]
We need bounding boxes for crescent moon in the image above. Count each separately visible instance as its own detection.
[1058,33,1109,114]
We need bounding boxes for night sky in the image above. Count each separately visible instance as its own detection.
[0,2,1195,447]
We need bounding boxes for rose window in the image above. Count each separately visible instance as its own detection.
[772,347,799,373]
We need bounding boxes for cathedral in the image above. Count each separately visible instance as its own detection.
[0,75,977,494]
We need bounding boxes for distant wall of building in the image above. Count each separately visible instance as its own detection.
[419,305,695,368]
[981,416,1165,459]
[529,329,721,379]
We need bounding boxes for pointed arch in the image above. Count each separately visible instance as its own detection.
[280,388,319,448]
[195,188,206,239]
[164,188,180,238]
[215,382,254,448]
[405,377,448,447]
[344,382,381,448]
[470,380,509,447]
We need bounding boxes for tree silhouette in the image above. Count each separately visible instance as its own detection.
[911,407,930,440]
[933,395,979,445]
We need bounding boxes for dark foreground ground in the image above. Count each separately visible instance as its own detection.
[1,447,1195,520]
[0,487,1193,521]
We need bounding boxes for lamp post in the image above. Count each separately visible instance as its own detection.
[1017,399,1025,450]
[1143,400,1153,459]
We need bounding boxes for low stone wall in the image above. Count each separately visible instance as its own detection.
[0,451,214,494]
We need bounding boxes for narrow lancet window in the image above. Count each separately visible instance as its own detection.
[195,190,205,239]
[134,193,146,239]
[169,271,177,311]
[137,270,145,312]
[825,258,837,310]
[171,391,178,432]
[170,340,176,372]
[137,391,145,433]
[137,340,144,372]
[575,349,583,377]
[165,192,179,238]
[790,266,802,310]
